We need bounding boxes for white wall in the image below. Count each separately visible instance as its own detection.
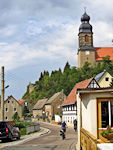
[62,104,77,126]
[77,91,113,150]
[81,92,113,138]
[82,94,97,137]
[55,115,61,122]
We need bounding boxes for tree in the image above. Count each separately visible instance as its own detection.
[22,106,29,116]
[12,112,20,121]
[22,58,113,106]
[63,62,70,72]
[110,79,113,87]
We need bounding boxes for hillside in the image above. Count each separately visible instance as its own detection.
[22,57,113,106]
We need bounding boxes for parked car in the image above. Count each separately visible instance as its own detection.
[0,121,20,142]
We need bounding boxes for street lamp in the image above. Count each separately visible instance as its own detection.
[5,85,9,89]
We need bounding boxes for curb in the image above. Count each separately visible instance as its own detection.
[0,127,51,148]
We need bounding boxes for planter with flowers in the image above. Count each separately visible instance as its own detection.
[100,126,113,140]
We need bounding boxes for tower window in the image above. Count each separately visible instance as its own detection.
[85,35,88,42]
[86,51,89,55]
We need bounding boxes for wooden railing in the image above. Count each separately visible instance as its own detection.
[81,128,100,150]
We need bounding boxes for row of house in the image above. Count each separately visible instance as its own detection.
[60,70,113,149]
[62,70,113,126]
[33,90,66,121]
[0,90,66,122]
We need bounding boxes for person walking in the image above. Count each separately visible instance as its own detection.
[73,119,77,131]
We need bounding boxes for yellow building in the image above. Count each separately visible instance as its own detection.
[95,70,113,88]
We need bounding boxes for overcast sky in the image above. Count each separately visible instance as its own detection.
[0,0,113,100]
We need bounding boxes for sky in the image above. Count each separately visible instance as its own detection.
[0,0,113,100]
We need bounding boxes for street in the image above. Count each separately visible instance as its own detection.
[0,122,77,150]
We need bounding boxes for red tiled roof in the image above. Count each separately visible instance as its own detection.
[95,47,113,61]
[61,78,93,106]
[18,100,25,104]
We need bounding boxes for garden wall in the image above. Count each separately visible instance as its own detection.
[26,123,40,134]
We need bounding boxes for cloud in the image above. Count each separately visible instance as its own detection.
[0,20,78,71]
[0,0,113,99]
[26,20,42,36]
[93,21,113,47]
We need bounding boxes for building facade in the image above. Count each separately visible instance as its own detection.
[62,78,100,126]
[0,96,22,121]
[77,88,113,150]
[95,70,113,87]
[33,98,48,118]
[45,91,66,121]
[78,11,113,68]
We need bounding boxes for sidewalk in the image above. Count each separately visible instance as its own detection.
[0,127,50,148]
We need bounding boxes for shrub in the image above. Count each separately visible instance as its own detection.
[20,128,26,135]
[12,112,20,121]
[15,121,33,129]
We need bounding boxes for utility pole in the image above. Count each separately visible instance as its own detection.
[1,66,4,121]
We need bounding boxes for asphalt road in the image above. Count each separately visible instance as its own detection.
[0,122,77,150]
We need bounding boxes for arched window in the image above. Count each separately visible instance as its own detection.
[85,35,88,42]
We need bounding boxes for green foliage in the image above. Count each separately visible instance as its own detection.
[20,128,26,135]
[22,106,29,116]
[22,86,29,99]
[110,79,113,87]
[22,59,113,106]
[15,121,32,129]
[12,112,20,121]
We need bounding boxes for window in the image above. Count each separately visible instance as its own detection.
[105,77,109,81]
[5,116,7,120]
[8,100,10,103]
[71,106,72,111]
[101,101,113,127]
[14,108,16,112]
[85,51,89,55]
[12,101,14,103]
[5,108,8,112]
[85,35,88,42]
[57,104,60,109]
[25,102,28,106]
[98,100,113,129]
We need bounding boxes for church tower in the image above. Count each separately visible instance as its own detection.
[78,11,95,68]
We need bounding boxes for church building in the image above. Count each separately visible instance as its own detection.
[78,11,113,68]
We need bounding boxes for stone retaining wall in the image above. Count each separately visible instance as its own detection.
[26,123,40,134]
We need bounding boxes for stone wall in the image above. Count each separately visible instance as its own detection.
[26,123,40,134]
[78,50,95,68]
